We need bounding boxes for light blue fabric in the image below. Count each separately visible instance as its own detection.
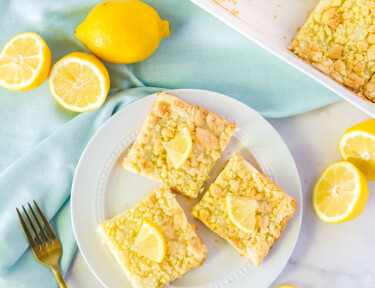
[0,0,339,287]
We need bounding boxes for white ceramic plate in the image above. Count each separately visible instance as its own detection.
[190,0,375,117]
[71,89,302,288]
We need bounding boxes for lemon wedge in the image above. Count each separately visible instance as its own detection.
[226,194,258,233]
[133,219,165,263]
[0,32,51,91]
[163,127,192,169]
[339,119,375,181]
[48,52,109,112]
[313,161,369,223]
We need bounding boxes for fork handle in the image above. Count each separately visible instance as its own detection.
[51,267,67,288]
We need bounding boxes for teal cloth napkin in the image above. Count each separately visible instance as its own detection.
[0,0,340,287]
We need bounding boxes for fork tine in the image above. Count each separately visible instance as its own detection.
[22,206,43,248]
[28,203,49,244]
[33,200,57,241]
[16,208,37,249]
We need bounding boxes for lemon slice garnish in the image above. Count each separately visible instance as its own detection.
[133,219,165,263]
[48,52,109,112]
[0,32,51,91]
[339,119,375,181]
[226,194,258,233]
[163,127,192,169]
[313,161,369,223]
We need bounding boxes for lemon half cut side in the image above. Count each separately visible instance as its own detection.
[339,119,375,181]
[0,32,51,91]
[313,161,369,223]
[48,52,109,112]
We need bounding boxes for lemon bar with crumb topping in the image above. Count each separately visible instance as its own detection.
[191,153,296,266]
[97,188,207,288]
[123,92,237,198]
[289,0,375,102]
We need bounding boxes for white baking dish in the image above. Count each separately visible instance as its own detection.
[191,0,375,117]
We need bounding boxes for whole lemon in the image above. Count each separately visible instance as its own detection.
[75,0,171,64]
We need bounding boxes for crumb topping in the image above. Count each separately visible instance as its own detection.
[191,153,296,266]
[98,188,207,288]
[123,92,237,198]
[289,0,375,102]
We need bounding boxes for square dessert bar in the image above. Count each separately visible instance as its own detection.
[289,0,375,103]
[97,188,207,288]
[191,153,297,266]
[123,92,237,198]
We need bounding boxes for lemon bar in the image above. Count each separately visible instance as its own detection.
[289,0,375,102]
[97,188,207,288]
[191,153,297,266]
[123,92,237,198]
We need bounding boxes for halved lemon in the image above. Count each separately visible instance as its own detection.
[339,119,375,181]
[133,219,165,263]
[275,285,298,288]
[312,161,368,223]
[163,127,192,169]
[0,32,51,91]
[48,52,109,112]
[226,194,258,233]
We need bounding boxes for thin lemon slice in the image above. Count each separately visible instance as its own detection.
[163,127,192,169]
[313,161,368,223]
[339,119,375,181]
[48,52,109,112]
[0,32,51,91]
[226,194,258,233]
[133,219,165,263]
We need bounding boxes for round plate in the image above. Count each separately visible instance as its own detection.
[71,89,302,288]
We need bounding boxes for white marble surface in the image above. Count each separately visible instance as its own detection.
[65,100,375,288]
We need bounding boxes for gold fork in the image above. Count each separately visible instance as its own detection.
[16,200,67,288]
